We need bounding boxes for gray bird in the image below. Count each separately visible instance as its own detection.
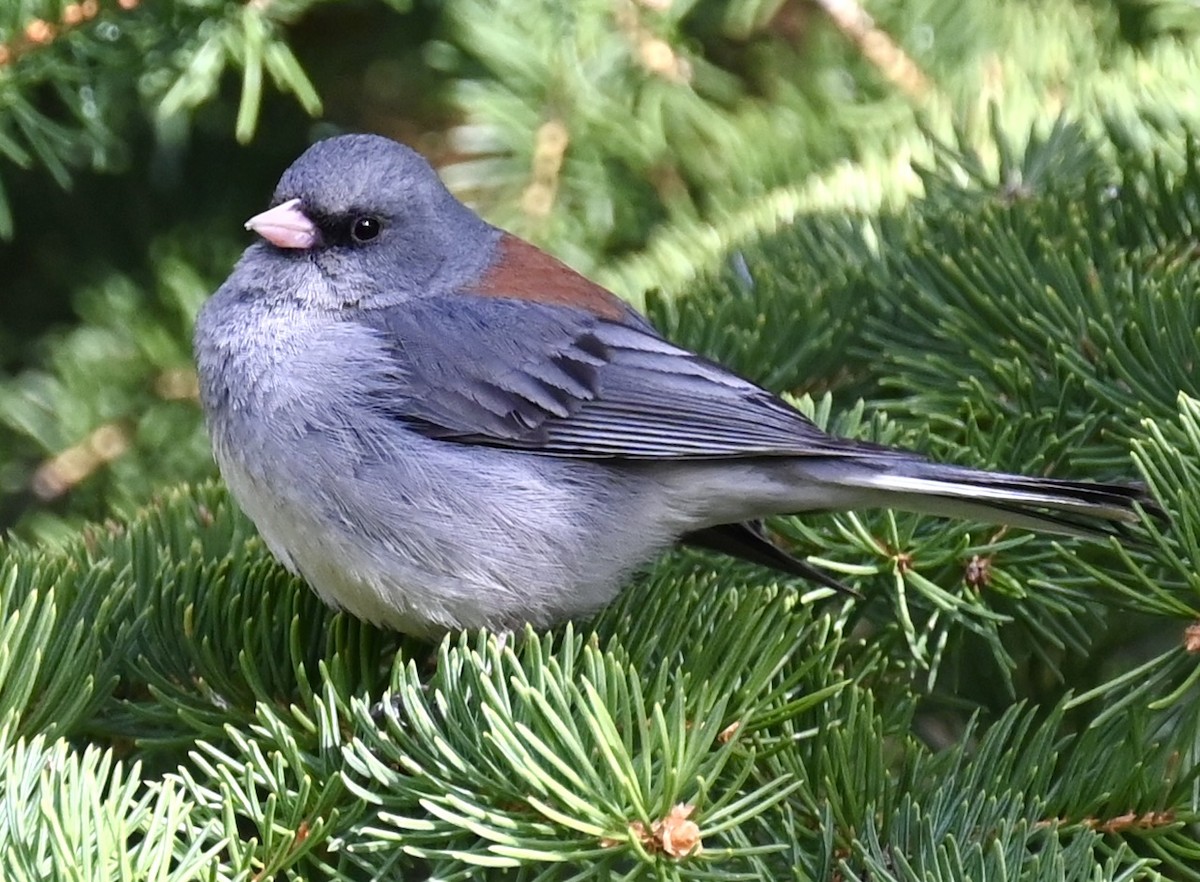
[194,134,1157,636]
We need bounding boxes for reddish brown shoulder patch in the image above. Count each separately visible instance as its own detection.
[468,234,630,321]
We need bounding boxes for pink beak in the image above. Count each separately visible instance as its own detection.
[245,198,318,249]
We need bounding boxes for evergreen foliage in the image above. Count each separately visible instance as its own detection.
[1,0,1199,879]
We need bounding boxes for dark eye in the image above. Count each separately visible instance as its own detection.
[351,216,381,242]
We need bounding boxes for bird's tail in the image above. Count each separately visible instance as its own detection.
[822,458,1164,539]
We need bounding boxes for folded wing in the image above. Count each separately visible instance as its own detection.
[354,294,897,461]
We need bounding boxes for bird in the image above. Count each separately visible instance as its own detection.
[193,133,1158,637]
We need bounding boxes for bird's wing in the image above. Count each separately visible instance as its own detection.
[354,294,898,461]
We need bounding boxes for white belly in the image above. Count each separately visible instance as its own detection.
[212,437,681,636]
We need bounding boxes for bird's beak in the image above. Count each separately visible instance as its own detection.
[245,198,318,249]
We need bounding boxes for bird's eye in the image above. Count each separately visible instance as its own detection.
[351,216,382,242]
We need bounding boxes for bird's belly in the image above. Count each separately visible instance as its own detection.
[212,437,679,635]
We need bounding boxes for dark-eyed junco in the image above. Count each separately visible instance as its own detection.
[194,133,1157,635]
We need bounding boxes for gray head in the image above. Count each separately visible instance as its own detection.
[240,134,498,306]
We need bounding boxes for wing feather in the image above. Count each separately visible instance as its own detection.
[354,295,896,461]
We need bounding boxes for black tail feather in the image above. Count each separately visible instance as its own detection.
[683,521,858,597]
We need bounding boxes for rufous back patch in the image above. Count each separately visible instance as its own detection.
[468,234,630,321]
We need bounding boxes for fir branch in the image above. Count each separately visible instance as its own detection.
[0,723,225,881]
[154,0,324,143]
[811,0,930,99]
